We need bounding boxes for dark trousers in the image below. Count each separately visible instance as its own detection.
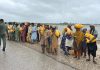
[37,31,40,42]
[0,34,6,49]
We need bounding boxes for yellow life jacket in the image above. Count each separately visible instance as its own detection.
[55,30,60,37]
[85,33,96,43]
[8,25,14,32]
[63,27,73,35]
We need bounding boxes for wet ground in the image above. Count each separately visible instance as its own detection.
[23,41,100,70]
[0,41,75,70]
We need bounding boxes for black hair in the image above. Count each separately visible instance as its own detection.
[0,19,4,22]
[31,23,34,26]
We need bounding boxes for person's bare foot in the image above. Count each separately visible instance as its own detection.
[83,56,86,58]
[93,61,97,64]
[77,56,80,60]
[86,59,90,61]
[73,56,77,58]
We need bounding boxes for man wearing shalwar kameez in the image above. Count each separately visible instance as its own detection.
[15,24,20,42]
[21,23,28,42]
[27,24,32,43]
[31,24,37,43]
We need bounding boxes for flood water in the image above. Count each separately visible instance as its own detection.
[56,25,100,40]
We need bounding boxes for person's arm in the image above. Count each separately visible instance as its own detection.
[94,30,98,38]
[6,25,8,37]
[90,37,96,43]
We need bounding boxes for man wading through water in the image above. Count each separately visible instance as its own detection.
[0,19,7,51]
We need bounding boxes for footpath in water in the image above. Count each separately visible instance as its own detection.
[4,41,100,70]
[21,41,100,70]
[0,41,75,70]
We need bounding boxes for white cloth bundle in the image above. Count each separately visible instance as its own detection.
[65,39,73,47]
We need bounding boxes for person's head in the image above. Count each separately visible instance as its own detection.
[55,26,58,29]
[76,28,81,31]
[67,24,72,30]
[20,23,24,27]
[52,27,56,33]
[23,23,25,25]
[74,24,84,31]
[90,25,95,30]
[44,25,47,29]
[64,28,67,32]
[82,28,87,33]
[50,26,52,29]
[31,23,34,26]
[15,23,18,27]
[13,22,15,25]
[0,19,4,23]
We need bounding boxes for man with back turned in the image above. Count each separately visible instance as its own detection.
[0,19,7,51]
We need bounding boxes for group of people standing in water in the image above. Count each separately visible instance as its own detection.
[0,19,98,64]
[6,22,61,55]
[61,24,98,64]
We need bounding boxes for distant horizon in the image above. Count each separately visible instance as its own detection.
[4,21,100,25]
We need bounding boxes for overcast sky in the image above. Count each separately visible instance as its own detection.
[0,0,100,24]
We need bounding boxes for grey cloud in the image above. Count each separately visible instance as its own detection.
[0,0,100,24]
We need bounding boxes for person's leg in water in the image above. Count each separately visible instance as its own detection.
[92,46,97,64]
[31,39,35,44]
[93,56,96,64]
[93,54,97,64]
[81,47,83,56]
[77,50,81,59]
[81,47,86,58]
[62,45,67,56]
[52,47,55,55]
[83,47,86,58]
[41,45,45,53]
[74,50,77,58]
[86,50,91,61]
[2,34,6,51]
[0,36,1,46]
[47,37,51,53]
[65,46,69,55]
[54,48,58,55]
[66,46,71,55]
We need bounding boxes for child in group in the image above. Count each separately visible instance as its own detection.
[61,25,73,56]
[81,28,87,58]
[60,32,69,56]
